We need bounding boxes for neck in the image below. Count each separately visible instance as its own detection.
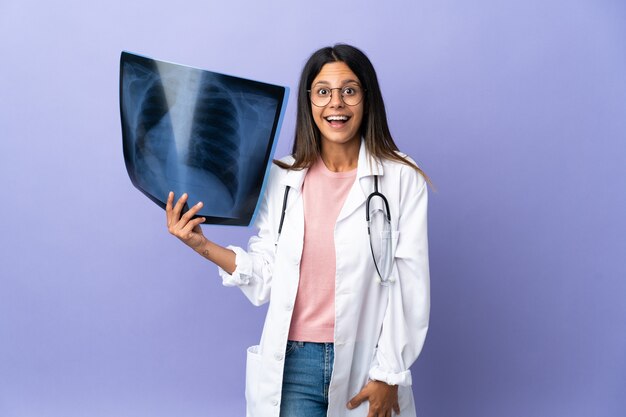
[320,138,360,172]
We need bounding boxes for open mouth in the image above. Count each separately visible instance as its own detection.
[325,115,350,127]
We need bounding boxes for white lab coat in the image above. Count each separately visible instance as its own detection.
[219,141,430,417]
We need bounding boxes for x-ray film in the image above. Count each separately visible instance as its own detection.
[119,51,289,226]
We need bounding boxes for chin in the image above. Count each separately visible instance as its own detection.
[321,132,360,146]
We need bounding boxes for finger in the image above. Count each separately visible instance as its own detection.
[166,191,174,210]
[393,402,400,415]
[181,216,206,235]
[172,193,188,219]
[166,191,174,225]
[180,201,204,223]
[347,390,367,409]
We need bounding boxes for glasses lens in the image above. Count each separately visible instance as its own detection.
[368,199,392,282]
[310,87,331,107]
[341,85,363,106]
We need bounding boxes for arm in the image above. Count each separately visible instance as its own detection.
[348,166,430,416]
[166,171,278,306]
[369,167,430,386]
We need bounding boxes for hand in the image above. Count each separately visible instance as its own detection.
[166,191,207,251]
[347,380,400,417]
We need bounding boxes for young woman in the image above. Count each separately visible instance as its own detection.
[166,44,430,417]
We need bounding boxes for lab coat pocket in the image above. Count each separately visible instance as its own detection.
[245,345,262,415]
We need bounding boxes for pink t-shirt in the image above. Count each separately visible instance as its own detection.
[287,158,357,342]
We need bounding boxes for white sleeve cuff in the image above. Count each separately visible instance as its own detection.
[217,246,253,287]
[368,366,413,386]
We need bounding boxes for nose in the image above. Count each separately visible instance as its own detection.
[328,89,345,108]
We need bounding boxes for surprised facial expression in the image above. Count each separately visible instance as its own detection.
[309,62,364,148]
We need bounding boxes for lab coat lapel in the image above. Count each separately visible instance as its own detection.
[280,167,307,207]
[279,166,307,239]
[337,141,384,223]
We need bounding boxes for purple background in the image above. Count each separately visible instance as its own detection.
[1,1,625,416]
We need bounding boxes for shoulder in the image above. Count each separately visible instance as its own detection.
[264,155,296,196]
[269,155,296,174]
[269,155,294,175]
[277,154,296,165]
[380,152,427,191]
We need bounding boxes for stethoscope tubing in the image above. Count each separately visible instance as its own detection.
[365,176,390,222]
[276,175,392,284]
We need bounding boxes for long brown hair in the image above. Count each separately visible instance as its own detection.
[274,44,431,185]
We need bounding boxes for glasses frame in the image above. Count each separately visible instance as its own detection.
[307,85,366,107]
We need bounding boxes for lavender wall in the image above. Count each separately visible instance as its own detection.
[1,1,624,416]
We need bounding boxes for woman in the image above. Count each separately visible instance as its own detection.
[166,44,430,417]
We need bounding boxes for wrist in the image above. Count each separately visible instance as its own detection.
[371,379,398,388]
[194,237,211,258]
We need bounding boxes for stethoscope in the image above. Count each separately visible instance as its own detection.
[276,175,394,285]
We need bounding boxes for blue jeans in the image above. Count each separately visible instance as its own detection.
[280,341,335,417]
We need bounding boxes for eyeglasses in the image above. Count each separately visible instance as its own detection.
[307,84,365,107]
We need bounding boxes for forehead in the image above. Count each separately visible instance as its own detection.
[312,62,360,85]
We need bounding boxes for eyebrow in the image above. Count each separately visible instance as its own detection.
[312,79,360,86]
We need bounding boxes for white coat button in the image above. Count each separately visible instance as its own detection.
[285,303,293,311]
[274,352,283,361]
[272,399,279,406]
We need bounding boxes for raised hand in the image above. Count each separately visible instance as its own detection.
[166,192,207,251]
[165,191,236,274]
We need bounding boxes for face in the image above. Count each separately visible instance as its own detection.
[309,62,364,148]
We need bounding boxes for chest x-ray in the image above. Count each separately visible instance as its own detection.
[120,51,288,226]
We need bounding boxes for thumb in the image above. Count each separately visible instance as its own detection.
[347,389,368,409]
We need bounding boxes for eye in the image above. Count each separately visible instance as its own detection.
[316,88,330,96]
[342,86,357,96]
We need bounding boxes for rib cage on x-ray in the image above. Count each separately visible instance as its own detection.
[120,51,287,225]
[126,64,244,214]
[187,79,240,200]
[135,77,172,175]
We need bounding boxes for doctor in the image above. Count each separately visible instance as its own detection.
[166,44,430,417]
